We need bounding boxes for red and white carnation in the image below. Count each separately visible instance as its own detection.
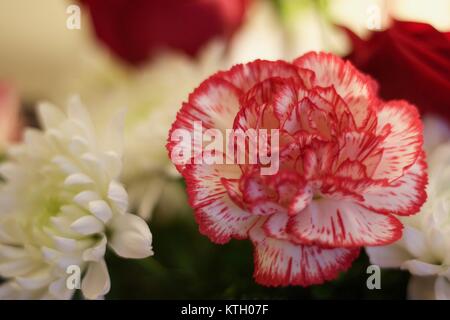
[167,52,427,286]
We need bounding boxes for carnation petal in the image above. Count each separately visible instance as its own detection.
[293,52,378,114]
[185,162,258,244]
[167,77,241,173]
[288,200,402,247]
[372,101,424,181]
[362,152,427,215]
[217,60,300,92]
[263,212,289,240]
[250,221,359,286]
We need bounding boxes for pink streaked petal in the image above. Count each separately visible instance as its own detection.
[296,68,316,88]
[187,76,242,130]
[362,152,428,216]
[273,80,301,121]
[313,86,349,116]
[299,140,338,178]
[282,97,335,138]
[221,178,245,209]
[372,100,424,181]
[288,185,313,216]
[250,221,360,286]
[287,200,403,247]
[184,163,258,244]
[335,160,368,180]
[240,77,286,115]
[167,77,241,173]
[242,172,267,203]
[249,200,286,216]
[293,52,378,100]
[318,81,379,133]
[234,92,279,132]
[217,60,300,92]
[302,148,318,179]
[263,212,289,240]
[336,131,384,172]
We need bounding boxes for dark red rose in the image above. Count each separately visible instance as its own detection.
[82,0,251,65]
[345,20,450,122]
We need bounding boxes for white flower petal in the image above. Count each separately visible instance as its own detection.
[102,109,125,156]
[0,259,38,277]
[101,151,122,179]
[401,260,443,276]
[81,260,110,300]
[429,227,449,261]
[41,246,60,262]
[88,200,113,223]
[52,235,77,252]
[52,155,79,175]
[82,235,107,262]
[50,216,79,237]
[68,136,90,155]
[81,153,104,175]
[49,278,75,300]
[435,276,450,300]
[16,268,53,290]
[0,244,27,259]
[60,205,85,220]
[402,226,430,260]
[55,256,83,270]
[37,102,65,130]
[109,213,153,259]
[70,215,104,235]
[64,173,94,186]
[67,96,91,125]
[0,97,133,299]
[108,181,128,213]
[366,245,411,268]
[73,190,100,209]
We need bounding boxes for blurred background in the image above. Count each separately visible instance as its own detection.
[0,0,449,299]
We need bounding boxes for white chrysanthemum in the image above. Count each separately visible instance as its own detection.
[0,97,153,300]
[367,136,450,300]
